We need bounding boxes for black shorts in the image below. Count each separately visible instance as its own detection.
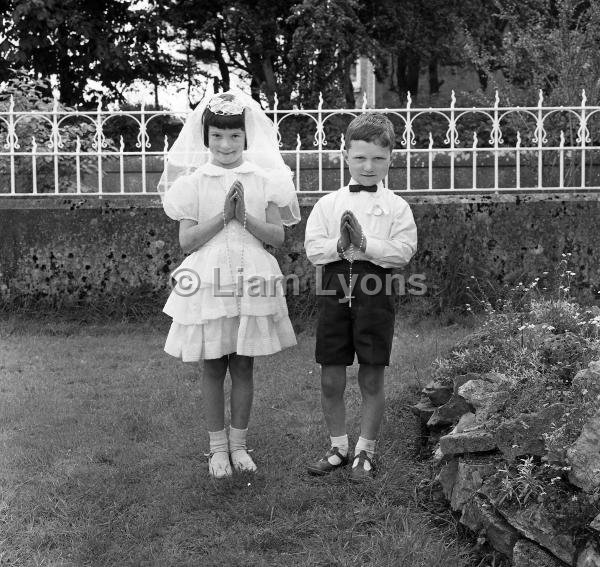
[315,261,396,366]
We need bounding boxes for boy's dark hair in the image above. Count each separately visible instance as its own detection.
[202,93,246,147]
[345,112,395,151]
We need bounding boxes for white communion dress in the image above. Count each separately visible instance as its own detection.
[162,161,297,361]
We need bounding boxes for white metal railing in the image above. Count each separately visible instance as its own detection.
[0,90,599,196]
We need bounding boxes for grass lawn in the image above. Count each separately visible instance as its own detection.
[0,313,478,566]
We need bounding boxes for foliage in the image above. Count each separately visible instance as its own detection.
[495,457,599,535]
[463,0,600,105]
[496,457,547,507]
[432,254,600,480]
[287,0,377,107]
[0,72,115,193]
[1,0,177,106]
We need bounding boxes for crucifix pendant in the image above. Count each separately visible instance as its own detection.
[345,293,354,307]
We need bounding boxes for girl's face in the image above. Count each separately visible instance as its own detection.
[207,126,246,169]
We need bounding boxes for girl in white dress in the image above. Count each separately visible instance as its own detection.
[158,91,300,478]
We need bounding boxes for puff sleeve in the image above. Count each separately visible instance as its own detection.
[262,169,301,226]
[162,175,198,222]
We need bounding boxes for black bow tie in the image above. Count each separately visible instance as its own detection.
[349,183,377,193]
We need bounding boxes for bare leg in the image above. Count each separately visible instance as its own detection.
[203,356,231,478]
[202,356,229,431]
[357,364,385,440]
[321,365,347,437]
[229,353,257,472]
[229,354,254,429]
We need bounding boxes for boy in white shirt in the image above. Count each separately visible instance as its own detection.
[304,113,417,482]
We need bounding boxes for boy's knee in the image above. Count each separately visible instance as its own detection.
[321,375,345,398]
[358,369,385,396]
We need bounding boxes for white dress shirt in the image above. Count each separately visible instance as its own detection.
[304,180,417,268]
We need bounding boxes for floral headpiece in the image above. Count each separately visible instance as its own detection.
[207,94,245,116]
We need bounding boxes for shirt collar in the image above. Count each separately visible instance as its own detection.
[202,160,259,176]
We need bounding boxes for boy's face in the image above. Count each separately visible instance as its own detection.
[344,140,392,186]
[207,126,245,169]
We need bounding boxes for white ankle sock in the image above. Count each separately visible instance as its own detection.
[353,437,376,470]
[209,429,229,453]
[229,426,257,473]
[328,434,349,465]
[208,429,231,478]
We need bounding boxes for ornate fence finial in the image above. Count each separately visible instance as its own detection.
[340,132,345,151]
[538,89,544,107]
[450,90,456,108]
[273,92,279,112]
[296,133,301,151]
[581,89,587,106]
[406,91,412,110]
[9,94,14,113]
[428,132,433,149]
[516,131,521,148]
[163,135,169,152]
[494,90,499,108]
[472,131,478,148]
[361,91,367,110]
[318,92,323,110]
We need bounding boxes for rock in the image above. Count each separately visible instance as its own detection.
[454,371,512,392]
[457,373,514,422]
[410,400,436,422]
[422,380,453,406]
[460,497,519,559]
[450,460,497,511]
[572,363,600,398]
[439,458,459,500]
[567,408,600,492]
[455,412,477,433]
[590,513,600,532]
[495,403,566,461]
[453,373,475,393]
[427,394,474,427]
[578,543,600,567]
[512,539,565,567]
[496,503,576,565]
[439,430,497,456]
[588,360,600,374]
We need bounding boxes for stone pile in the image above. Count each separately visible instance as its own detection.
[412,363,600,567]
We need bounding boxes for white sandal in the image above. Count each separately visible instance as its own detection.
[230,448,257,473]
[207,451,232,479]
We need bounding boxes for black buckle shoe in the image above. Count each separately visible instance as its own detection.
[307,447,349,476]
[350,450,376,483]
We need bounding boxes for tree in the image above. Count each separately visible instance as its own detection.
[286,0,379,107]
[1,0,177,106]
[462,0,600,104]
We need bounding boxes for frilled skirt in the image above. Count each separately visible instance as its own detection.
[163,246,296,361]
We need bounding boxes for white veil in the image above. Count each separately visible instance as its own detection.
[157,87,300,226]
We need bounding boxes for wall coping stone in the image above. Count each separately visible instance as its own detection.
[1,190,600,210]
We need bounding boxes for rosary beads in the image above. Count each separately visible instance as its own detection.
[344,231,365,308]
[222,186,247,315]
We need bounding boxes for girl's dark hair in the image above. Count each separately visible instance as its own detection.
[202,94,246,147]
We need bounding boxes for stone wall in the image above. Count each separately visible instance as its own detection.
[1,193,600,311]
